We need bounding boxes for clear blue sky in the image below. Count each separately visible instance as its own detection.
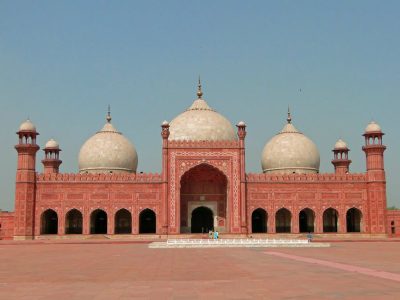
[1,0,399,210]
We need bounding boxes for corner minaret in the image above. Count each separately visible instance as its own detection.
[331,139,351,175]
[362,121,387,234]
[42,139,62,174]
[14,119,40,239]
[362,121,386,172]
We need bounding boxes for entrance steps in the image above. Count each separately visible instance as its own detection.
[149,238,330,248]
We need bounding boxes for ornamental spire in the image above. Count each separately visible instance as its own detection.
[287,106,292,124]
[197,76,203,99]
[106,104,112,123]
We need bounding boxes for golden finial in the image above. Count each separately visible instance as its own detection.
[197,76,203,99]
[287,106,292,124]
[106,105,112,123]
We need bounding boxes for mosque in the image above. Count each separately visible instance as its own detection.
[0,81,399,240]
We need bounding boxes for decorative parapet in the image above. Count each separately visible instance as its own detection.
[36,172,162,183]
[246,173,367,183]
[168,140,240,149]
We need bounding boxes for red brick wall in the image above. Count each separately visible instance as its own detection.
[386,210,400,237]
[0,211,15,240]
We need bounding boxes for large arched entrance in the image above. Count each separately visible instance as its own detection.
[115,209,132,234]
[299,208,315,233]
[41,209,58,234]
[191,206,213,233]
[346,208,362,232]
[275,208,291,233]
[139,209,156,234]
[65,209,83,234]
[252,208,267,233]
[90,209,107,234]
[323,208,339,232]
[180,164,227,233]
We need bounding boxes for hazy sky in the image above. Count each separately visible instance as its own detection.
[1,1,399,210]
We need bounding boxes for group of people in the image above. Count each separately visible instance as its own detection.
[208,229,219,239]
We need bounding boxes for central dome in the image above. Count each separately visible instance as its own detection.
[78,112,138,174]
[168,81,237,141]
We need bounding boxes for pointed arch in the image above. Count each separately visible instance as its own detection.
[139,209,156,234]
[323,208,339,232]
[299,208,315,233]
[275,208,291,233]
[251,208,267,233]
[90,209,107,234]
[346,208,362,232]
[41,209,58,234]
[115,209,132,234]
[65,209,83,234]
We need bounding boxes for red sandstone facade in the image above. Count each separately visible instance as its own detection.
[0,118,400,240]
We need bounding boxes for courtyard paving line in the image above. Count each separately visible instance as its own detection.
[264,251,400,283]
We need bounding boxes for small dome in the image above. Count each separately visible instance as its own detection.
[45,139,59,149]
[334,139,348,150]
[78,113,138,174]
[168,82,237,141]
[19,119,36,132]
[365,121,381,133]
[162,120,169,126]
[261,112,320,174]
[237,121,246,127]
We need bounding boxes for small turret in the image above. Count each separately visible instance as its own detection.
[42,139,62,174]
[331,139,351,175]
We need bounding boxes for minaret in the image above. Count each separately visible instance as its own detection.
[161,120,170,234]
[362,121,386,172]
[42,139,62,174]
[362,121,387,234]
[14,119,40,240]
[237,120,247,233]
[331,139,351,175]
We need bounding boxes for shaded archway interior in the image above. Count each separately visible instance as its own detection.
[323,208,339,232]
[41,209,58,234]
[252,208,267,233]
[191,206,213,233]
[139,209,156,234]
[90,209,107,234]
[299,208,315,233]
[115,209,132,234]
[180,164,227,233]
[276,208,291,233]
[65,209,82,234]
[346,208,362,232]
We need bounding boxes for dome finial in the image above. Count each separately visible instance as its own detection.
[197,76,203,99]
[106,105,112,123]
[287,106,292,124]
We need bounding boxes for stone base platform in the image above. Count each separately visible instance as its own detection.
[149,238,330,248]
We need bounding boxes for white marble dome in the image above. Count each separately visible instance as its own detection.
[78,114,138,174]
[168,84,237,141]
[19,119,36,132]
[45,139,59,149]
[261,114,320,174]
[334,139,348,150]
[365,121,381,133]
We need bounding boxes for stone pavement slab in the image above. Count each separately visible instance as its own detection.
[0,242,399,299]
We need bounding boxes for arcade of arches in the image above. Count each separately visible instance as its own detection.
[250,207,363,234]
[180,164,227,233]
[39,206,363,235]
[40,208,157,235]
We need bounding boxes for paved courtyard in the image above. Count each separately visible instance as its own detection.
[0,241,400,299]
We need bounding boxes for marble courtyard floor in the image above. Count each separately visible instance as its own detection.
[0,241,400,299]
